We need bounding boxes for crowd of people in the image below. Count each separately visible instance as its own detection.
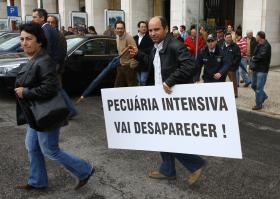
[169,23,271,110]
[60,24,115,37]
[114,20,271,111]
[13,7,272,191]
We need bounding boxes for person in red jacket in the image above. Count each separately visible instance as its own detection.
[184,26,204,57]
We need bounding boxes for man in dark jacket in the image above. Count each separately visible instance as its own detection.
[216,27,225,48]
[32,8,60,64]
[133,21,154,86]
[129,16,205,186]
[196,34,229,82]
[250,31,271,110]
[47,15,78,118]
[47,15,67,73]
[221,32,241,97]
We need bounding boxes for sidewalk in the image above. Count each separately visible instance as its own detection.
[236,66,280,119]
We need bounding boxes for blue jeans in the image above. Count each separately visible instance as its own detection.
[25,126,92,188]
[60,89,78,118]
[236,58,251,85]
[251,71,268,107]
[159,152,205,176]
[137,71,149,86]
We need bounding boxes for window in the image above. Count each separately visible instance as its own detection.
[0,36,20,50]
[78,39,106,55]
[108,39,118,55]
[66,37,85,52]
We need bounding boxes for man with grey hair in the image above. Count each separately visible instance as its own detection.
[245,30,257,59]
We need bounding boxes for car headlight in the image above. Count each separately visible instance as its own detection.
[0,64,20,75]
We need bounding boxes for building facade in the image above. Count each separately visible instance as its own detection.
[0,0,279,66]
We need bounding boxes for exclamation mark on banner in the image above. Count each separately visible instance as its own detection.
[222,124,227,138]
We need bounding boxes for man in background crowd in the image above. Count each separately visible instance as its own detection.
[114,20,138,87]
[184,26,204,57]
[179,25,188,40]
[216,27,225,48]
[196,34,228,83]
[235,29,251,87]
[47,15,78,118]
[227,24,236,43]
[133,21,153,86]
[221,32,241,98]
[250,31,271,110]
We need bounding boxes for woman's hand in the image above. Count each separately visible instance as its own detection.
[15,87,24,98]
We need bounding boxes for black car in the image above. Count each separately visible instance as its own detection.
[0,35,118,93]
[0,32,22,55]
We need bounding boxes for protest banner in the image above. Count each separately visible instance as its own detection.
[101,82,242,159]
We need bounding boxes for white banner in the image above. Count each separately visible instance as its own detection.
[101,83,242,159]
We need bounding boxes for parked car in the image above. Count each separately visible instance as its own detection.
[0,32,21,55]
[0,35,118,93]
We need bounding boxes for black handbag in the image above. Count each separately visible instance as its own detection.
[28,91,69,129]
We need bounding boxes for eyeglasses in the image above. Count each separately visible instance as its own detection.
[207,40,215,43]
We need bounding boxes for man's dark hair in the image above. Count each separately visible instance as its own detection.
[115,20,126,29]
[20,23,47,48]
[190,24,196,31]
[257,31,266,39]
[88,26,96,31]
[33,8,48,22]
[137,21,147,28]
[235,29,242,37]
[224,32,232,37]
[180,25,186,31]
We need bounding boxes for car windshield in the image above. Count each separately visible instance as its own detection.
[0,36,20,50]
[66,37,85,52]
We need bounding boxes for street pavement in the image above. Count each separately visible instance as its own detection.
[0,85,279,199]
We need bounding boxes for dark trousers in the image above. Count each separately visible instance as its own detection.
[227,70,238,97]
[114,65,137,87]
[159,152,205,176]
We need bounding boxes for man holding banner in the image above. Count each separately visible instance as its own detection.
[129,16,206,186]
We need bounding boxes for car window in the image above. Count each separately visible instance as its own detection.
[0,34,18,45]
[78,39,106,55]
[108,39,118,55]
[0,36,20,50]
[66,37,85,52]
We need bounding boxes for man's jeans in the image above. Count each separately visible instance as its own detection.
[251,71,268,107]
[159,152,205,176]
[25,126,92,187]
[236,58,251,85]
[137,71,149,86]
